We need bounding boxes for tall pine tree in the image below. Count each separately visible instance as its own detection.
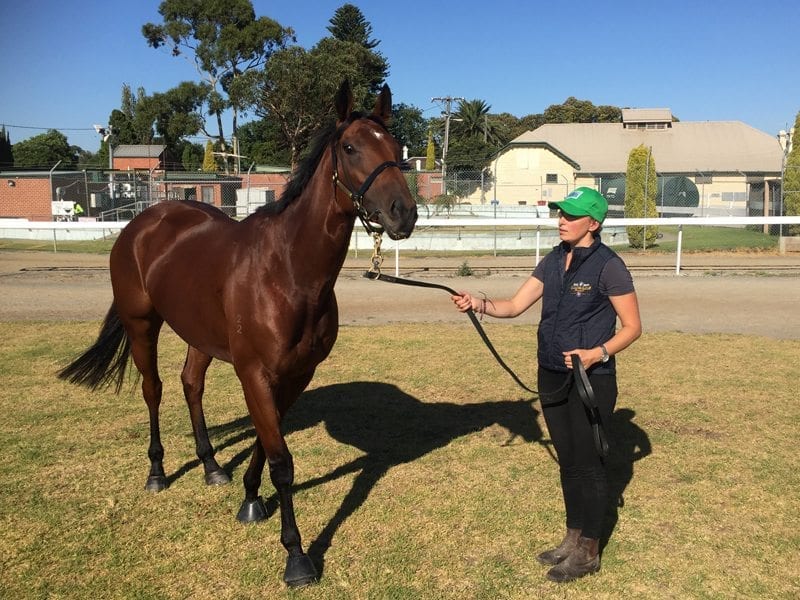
[0,126,13,168]
[325,4,388,103]
[326,3,379,48]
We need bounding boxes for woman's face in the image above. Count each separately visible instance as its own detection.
[557,211,599,247]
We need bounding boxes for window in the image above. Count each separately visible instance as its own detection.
[201,186,214,204]
[546,173,558,184]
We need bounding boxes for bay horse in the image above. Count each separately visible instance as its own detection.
[58,80,417,587]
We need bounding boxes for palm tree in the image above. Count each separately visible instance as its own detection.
[452,99,501,146]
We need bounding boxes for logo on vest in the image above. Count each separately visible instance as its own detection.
[570,281,592,296]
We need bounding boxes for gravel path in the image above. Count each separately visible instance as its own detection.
[2,250,799,339]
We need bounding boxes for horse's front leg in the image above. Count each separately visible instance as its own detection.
[269,442,317,586]
[236,369,317,587]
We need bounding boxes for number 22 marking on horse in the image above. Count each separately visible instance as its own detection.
[236,314,243,334]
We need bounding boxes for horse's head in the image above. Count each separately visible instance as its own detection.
[332,81,417,240]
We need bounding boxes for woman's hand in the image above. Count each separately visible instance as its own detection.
[562,347,604,369]
[451,292,475,313]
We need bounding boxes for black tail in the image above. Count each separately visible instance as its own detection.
[58,304,131,393]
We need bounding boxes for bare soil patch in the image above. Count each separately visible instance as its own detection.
[1,250,798,339]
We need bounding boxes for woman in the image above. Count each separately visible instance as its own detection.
[451,187,641,582]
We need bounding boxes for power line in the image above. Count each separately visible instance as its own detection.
[2,124,97,132]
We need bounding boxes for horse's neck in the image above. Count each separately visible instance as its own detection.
[260,157,356,278]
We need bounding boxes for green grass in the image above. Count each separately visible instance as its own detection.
[0,224,781,256]
[644,225,778,253]
[0,238,116,253]
[1,322,798,598]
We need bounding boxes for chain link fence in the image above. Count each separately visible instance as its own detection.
[427,169,789,224]
[37,167,798,235]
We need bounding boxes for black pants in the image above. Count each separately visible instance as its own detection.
[538,367,617,540]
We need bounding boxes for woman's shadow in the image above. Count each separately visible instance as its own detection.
[601,408,652,547]
[204,381,545,578]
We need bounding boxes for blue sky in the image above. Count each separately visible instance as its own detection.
[1,0,799,153]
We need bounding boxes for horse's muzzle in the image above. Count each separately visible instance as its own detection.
[383,201,418,240]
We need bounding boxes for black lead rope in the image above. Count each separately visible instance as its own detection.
[363,270,536,395]
[570,353,610,458]
[362,270,609,459]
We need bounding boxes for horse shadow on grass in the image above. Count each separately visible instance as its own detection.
[198,381,544,578]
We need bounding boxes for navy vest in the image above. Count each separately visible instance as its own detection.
[537,237,618,374]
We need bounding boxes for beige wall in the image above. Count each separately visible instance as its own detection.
[469,145,771,216]
[464,147,575,205]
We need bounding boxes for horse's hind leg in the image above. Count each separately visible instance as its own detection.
[181,346,230,486]
[236,439,269,523]
[125,314,168,492]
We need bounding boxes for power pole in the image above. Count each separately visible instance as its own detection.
[431,95,464,192]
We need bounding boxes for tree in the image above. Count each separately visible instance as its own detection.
[444,135,493,173]
[783,112,800,235]
[147,83,208,150]
[236,118,290,166]
[425,127,436,171]
[624,144,659,248]
[142,0,293,160]
[543,97,621,123]
[202,140,217,172]
[388,103,427,157]
[237,39,378,168]
[13,130,79,169]
[442,99,499,188]
[327,3,379,48]
[0,126,13,168]
[179,141,204,171]
[491,112,542,145]
[77,148,105,170]
[451,99,502,146]
[115,84,158,144]
[326,3,387,107]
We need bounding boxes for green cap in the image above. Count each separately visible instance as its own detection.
[548,187,608,222]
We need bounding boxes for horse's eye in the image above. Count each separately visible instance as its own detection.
[342,143,355,155]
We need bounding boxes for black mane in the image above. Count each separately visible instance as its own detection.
[253,111,387,217]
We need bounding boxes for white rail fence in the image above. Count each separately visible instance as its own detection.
[2,216,799,276]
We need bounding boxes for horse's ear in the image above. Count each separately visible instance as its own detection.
[373,84,392,124]
[335,80,353,122]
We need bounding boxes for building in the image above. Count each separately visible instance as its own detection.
[471,109,784,217]
[111,144,169,171]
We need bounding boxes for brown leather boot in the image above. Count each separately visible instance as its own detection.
[536,528,581,566]
[546,536,600,582]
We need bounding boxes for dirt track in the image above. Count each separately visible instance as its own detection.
[1,250,799,339]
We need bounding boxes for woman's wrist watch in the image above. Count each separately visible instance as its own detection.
[600,344,610,363]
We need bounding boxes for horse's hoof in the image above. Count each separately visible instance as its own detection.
[145,475,168,492]
[204,469,231,486]
[236,497,268,523]
[284,554,318,587]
